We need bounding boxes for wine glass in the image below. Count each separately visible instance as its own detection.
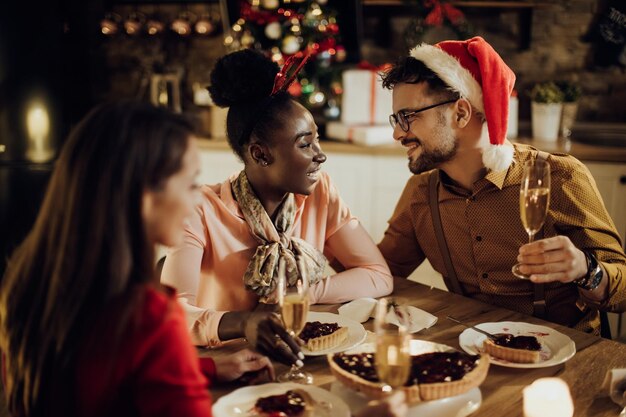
[277,259,313,384]
[512,159,551,279]
[374,298,411,394]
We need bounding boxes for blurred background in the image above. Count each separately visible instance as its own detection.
[1,0,624,276]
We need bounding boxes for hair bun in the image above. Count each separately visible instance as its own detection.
[208,49,279,108]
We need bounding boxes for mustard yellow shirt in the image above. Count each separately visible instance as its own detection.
[379,143,626,334]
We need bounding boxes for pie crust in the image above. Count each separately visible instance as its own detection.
[327,350,489,404]
[299,321,348,352]
[483,335,541,363]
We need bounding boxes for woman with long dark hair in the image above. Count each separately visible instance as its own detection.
[0,101,274,416]
[161,50,394,362]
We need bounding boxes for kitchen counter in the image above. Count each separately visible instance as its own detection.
[198,136,626,163]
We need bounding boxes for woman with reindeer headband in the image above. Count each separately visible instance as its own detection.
[161,49,393,365]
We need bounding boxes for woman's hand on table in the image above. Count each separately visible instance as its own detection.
[213,348,275,383]
[244,310,305,367]
[218,309,304,367]
[357,392,407,417]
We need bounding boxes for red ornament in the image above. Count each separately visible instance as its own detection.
[317,38,336,52]
[331,82,343,95]
[240,1,281,24]
[288,80,302,97]
[327,23,339,34]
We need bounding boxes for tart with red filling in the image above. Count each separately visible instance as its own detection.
[253,390,310,417]
[298,321,348,352]
[483,333,542,363]
[328,350,489,404]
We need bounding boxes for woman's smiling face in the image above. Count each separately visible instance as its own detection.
[262,101,327,196]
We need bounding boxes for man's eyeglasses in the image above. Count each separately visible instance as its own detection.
[389,99,457,132]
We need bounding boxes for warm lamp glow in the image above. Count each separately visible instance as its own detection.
[26,104,50,140]
[523,378,574,417]
[25,101,54,163]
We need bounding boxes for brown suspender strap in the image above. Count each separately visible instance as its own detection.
[428,152,549,318]
[532,151,550,319]
[428,170,465,295]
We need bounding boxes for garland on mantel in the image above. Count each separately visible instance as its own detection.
[402,0,473,45]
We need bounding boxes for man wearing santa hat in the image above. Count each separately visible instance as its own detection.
[378,36,625,336]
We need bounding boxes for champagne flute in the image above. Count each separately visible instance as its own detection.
[512,159,551,279]
[277,259,313,384]
[374,298,411,394]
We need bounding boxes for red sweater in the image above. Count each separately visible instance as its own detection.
[75,285,214,416]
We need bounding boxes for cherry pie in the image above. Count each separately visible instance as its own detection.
[298,321,348,352]
[328,350,489,403]
[483,333,542,363]
[253,390,309,417]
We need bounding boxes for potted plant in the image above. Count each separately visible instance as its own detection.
[529,82,564,142]
[555,80,582,138]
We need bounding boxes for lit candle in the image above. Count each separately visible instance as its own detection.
[25,100,54,163]
[523,378,574,417]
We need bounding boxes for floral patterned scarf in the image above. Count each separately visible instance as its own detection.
[231,171,327,299]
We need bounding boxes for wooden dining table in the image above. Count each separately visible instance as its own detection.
[203,277,626,417]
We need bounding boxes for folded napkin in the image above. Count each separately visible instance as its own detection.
[602,369,626,407]
[337,297,377,323]
[337,298,437,333]
[385,305,438,334]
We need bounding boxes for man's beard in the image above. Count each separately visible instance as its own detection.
[408,125,458,174]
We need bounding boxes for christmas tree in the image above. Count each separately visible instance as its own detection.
[224,0,345,118]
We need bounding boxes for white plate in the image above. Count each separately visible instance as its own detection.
[333,340,482,417]
[300,312,367,356]
[458,321,576,368]
[212,382,350,417]
[331,382,481,417]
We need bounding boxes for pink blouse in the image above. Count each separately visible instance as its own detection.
[161,171,393,346]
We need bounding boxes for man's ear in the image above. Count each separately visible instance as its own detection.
[453,98,472,128]
[248,142,272,167]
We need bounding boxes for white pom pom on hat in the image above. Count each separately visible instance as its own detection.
[410,36,515,172]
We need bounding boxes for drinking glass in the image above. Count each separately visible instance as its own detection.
[512,159,551,279]
[374,298,411,393]
[277,259,313,384]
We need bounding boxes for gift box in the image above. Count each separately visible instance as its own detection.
[326,121,394,146]
[341,67,392,125]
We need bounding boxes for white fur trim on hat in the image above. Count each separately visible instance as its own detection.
[479,123,514,172]
[410,43,484,114]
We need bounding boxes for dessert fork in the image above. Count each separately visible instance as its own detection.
[446,316,498,341]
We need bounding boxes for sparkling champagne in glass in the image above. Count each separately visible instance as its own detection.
[374,298,411,393]
[512,159,551,279]
[277,259,313,384]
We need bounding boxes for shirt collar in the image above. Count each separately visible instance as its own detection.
[484,164,511,190]
[438,144,525,199]
[483,144,523,190]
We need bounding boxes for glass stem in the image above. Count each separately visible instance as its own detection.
[528,232,535,244]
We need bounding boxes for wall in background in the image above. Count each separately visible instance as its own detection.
[99,0,625,122]
[360,0,625,122]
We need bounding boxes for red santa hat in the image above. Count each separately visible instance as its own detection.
[410,36,515,172]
